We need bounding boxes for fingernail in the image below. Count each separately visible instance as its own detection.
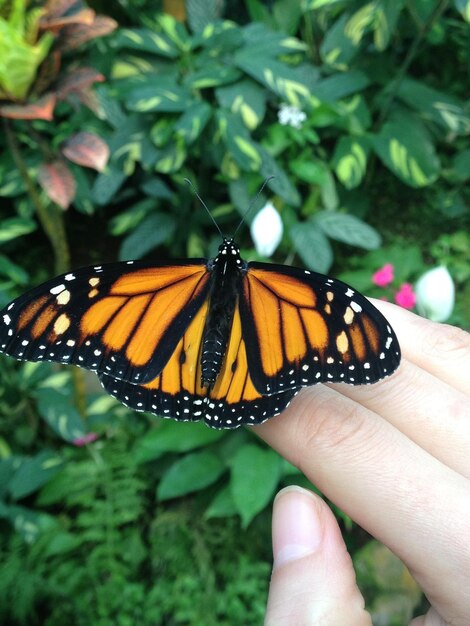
[272,486,324,569]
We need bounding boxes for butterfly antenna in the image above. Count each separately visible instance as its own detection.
[233,176,275,238]
[184,178,224,239]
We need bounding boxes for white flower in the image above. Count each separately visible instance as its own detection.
[277,103,307,129]
[250,202,283,257]
[415,266,455,322]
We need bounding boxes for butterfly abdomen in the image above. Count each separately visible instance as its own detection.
[201,239,245,387]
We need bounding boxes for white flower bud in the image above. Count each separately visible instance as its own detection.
[250,202,283,257]
[415,266,455,322]
[277,103,307,129]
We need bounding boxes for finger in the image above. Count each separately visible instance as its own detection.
[332,358,470,479]
[265,486,371,626]
[255,388,470,621]
[371,300,470,397]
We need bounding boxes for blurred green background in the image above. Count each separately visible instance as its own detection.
[0,0,469,624]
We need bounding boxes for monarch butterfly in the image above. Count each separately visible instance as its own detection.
[0,231,401,429]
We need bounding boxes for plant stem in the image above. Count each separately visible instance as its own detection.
[4,118,87,417]
[4,119,70,274]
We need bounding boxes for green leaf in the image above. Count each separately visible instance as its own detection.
[134,421,226,463]
[216,79,266,130]
[372,0,404,50]
[371,113,440,187]
[332,136,369,189]
[113,28,180,58]
[0,216,36,243]
[313,70,370,102]
[205,485,237,519]
[91,167,126,205]
[235,54,310,106]
[0,254,28,284]
[154,138,187,173]
[217,111,262,172]
[126,84,194,113]
[230,444,281,527]
[315,211,381,250]
[109,198,156,236]
[259,147,301,206]
[320,12,360,69]
[140,177,174,200]
[396,77,470,135]
[35,388,88,442]
[0,503,57,542]
[187,0,224,33]
[184,64,242,89]
[303,0,348,8]
[8,451,64,500]
[454,0,470,22]
[290,220,333,272]
[118,213,177,261]
[157,451,225,500]
[451,149,470,181]
[175,101,212,143]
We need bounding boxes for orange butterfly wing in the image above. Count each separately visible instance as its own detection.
[240,263,401,394]
[0,261,210,384]
[99,302,296,428]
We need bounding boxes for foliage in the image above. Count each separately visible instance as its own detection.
[0,0,469,623]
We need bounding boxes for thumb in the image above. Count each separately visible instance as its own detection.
[265,486,372,626]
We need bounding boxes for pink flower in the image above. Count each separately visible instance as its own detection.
[73,432,99,447]
[395,283,416,309]
[372,263,394,287]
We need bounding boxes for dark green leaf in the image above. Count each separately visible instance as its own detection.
[154,139,187,173]
[184,64,242,89]
[320,12,361,68]
[290,220,333,272]
[217,111,262,172]
[451,149,470,181]
[126,84,194,113]
[205,485,237,519]
[0,217,36,243]
[91,167,126,205]
[332,136,369,189]
[113,28,180,57]
[259,147,301,206]
[313,70,370,102]
[0,503,57,542]
[157,451,225,500]
[371,113,440,187]
[372,0,404,50]
[216,79,266,130]
[35,388,87,442]
[315,211,381,250]
[235,54,310,106]
[230,444,281,527]
[186,0,224,33]
[119,213,177,261]
[242,22,307,55]
[8,451,64,500]
[134,421,226,463]
[109,198,156,236]
[397,77,470,135]
[0,254,29,285]
[175,101,212,143]
[140,177,174,199]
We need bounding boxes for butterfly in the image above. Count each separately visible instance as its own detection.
[0,236,400,429]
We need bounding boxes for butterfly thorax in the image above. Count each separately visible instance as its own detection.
[201,239,247,387]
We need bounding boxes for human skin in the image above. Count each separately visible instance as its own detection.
[254,300,470,626]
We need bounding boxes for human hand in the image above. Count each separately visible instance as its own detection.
[255,301,470,625]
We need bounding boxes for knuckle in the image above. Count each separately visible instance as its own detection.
[423,323,470,362]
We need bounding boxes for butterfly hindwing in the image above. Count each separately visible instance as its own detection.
[99,302,297,429]
[0,260,210,384]
[240,262,401,395]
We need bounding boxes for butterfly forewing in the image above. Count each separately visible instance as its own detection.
[0,260,209,384]
[240,263,401,395]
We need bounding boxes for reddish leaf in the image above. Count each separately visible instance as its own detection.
[59,16,118,49]
[62,132,109,172]
[0,94,56,120]
[67,88,102,115]
[40,8,96,31]
[37,161,76,209]
[56,67,105,99]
